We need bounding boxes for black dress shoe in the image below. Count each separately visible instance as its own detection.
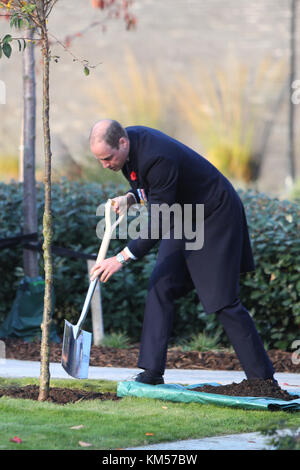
[135,370,164,385]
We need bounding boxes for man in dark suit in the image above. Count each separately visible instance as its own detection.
[89,119,275,385]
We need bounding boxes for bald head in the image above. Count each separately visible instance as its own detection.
[89,119,128,149]
[89,119,130,172]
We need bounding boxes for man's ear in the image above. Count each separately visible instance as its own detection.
[119,137,128,149]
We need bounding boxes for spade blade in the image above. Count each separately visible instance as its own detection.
[61,320,92,379]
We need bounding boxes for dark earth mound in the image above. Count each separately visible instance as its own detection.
[3,338,300,373]
[191,378,300,401]
[0,384,121,404]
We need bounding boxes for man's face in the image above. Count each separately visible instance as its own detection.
[91,137,129,171]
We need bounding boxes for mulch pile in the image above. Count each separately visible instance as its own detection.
[192,378,300,401]
[2,338,300,373]
[0,384,120,404]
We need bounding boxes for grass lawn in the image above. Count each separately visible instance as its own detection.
[0,377,299,450]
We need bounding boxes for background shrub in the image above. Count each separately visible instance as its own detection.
[0,181,299,350]
[238,189,300,350]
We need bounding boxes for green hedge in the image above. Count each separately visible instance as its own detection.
[238,190,300,350]
[0,181,299,350]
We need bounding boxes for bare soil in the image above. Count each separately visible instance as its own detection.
[0,384,120,404]
[1,339,300,404]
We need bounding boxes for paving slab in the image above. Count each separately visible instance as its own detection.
[0,359,299,389]
[126,426,300,451]
[1,359,300,392]
[126,431,275,450]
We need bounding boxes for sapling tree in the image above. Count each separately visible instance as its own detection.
[0,0,136,400]
[0,0,57,402]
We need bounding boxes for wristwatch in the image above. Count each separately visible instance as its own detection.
[116,252,126,264]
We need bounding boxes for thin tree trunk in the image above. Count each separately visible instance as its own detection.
[38,16,53,402]
[256,79,288,180]
[22,23,39,278]
[287,0,297,188]
[19,117,23,182]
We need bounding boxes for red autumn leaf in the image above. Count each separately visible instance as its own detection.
[9,436,22,444]
[91,0,107,8]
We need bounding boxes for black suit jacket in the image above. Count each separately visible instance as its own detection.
[122,126,254,313]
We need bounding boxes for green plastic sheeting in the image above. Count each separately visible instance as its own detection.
[117,381,300,412]
[0,276,60,343]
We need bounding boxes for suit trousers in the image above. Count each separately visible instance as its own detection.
[137,241,275,380]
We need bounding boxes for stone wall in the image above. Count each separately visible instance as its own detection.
[0,0,299,194]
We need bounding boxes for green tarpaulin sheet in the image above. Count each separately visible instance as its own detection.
[117,381,300,411]
[0,276,59,343]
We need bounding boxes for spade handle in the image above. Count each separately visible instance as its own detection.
[76,198,126,330]
[95,197,126,263]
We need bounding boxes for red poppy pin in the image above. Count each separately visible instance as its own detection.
[130,171,137,181]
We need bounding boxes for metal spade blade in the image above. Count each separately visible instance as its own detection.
[61,279,97,379]
[61,319,92,379]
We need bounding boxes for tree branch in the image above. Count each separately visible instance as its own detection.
[48,31,102,70]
